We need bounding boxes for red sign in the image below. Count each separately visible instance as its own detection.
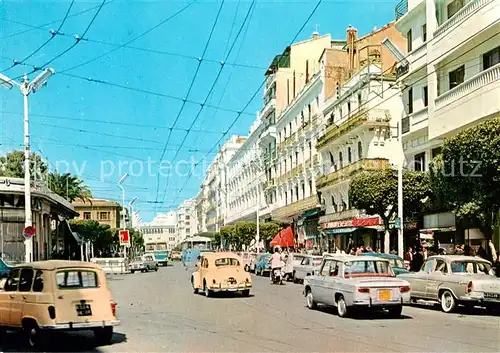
[23,226,36,239]
[322,216,381,229]
[119,230,130,245]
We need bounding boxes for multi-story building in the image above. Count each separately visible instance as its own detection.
[198,135,246,232]
[394,0,500,249]
[72,199,121,229]
[316,22,406,253]
[177,199,197,243]
[139,212,178,251]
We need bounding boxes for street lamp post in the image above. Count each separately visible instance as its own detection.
[118,173,128,259]
[0,69,55,263]
[397,116,404,258]
[128,196,137,229]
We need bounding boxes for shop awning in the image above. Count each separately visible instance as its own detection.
[326,227,357,234]
[302,209,319,218]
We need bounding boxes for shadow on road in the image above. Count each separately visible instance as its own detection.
[315,305,413,320]
[196,292,255,299]
[409,301,500,316]
[0,331,127,352]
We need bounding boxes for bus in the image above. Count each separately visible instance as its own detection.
[145,242,170,266]
[181,236,212,267]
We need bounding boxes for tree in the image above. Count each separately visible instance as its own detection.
[47,171,92,202]
[349,169,431,252]
[259,222,281,243]
[234,221,256,250]
[0,150,47,180]
[69,219,115,256]
[429,118,500,260]
[219,225,235,249]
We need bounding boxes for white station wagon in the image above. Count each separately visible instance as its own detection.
[304,255,411,318]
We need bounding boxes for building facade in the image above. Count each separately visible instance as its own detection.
[177,199,197,243]
[72,199,121,229]
[139,212,178,252]
[395,0,500,250]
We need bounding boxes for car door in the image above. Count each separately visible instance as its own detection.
[4,268,21,326]
[315,259,337,304]
[413,259,435,299]
[0,277,9,325]
[12,268,34,327]
[425,258,447,300]
[296,257,310,280]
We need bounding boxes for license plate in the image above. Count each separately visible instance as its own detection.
[378,289,391,301]
[484,292,500,299]
[76,303,92,316]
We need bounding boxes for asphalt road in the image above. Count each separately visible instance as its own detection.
[2,262,500,352]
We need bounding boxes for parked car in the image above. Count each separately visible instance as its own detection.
[191,252,251,297]
[304,255,411,318]
[360,252,409,275]
[171,251,182,261]
[397,255,500,313]
[248,253,259,273]
[255,253,272,276]
[130,254,159,273]
[0,258,11,278]
[293,255,323,283]
[240,252,254,272]
[283,253,306,281]
[0,260,119,349]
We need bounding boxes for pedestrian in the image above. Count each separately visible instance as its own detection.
[422,246,428,260]
[355,247,362,256]
[477,245,487,259]
[404,247,413,263]
[411,247,424,272]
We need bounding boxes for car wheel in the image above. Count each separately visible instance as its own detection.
[440,290,457,313]
[94,327,114,346]
[306,289,317,310]
[192,277,198,294]
[292,271,297,283]
[337,296,349,318]
[131,270,135,274]
[23,321,44,349]
[204,281,212,297]
[155,265,159,271]
[242,289,250,297]
[387,305,403,318]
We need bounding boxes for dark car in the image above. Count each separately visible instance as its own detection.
[0,258,12,278]
[359,252,409,275]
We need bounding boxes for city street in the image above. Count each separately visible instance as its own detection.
[4,262,499,352]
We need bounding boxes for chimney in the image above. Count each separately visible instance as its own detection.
[312,31,319,40]
[346,25,358,74]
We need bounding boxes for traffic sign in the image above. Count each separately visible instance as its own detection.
[394,217,401,229]
[23,226,36,239]
[119,229,130,246]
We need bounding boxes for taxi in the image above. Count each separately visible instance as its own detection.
[191,252,252,297]
[0,260,119,349]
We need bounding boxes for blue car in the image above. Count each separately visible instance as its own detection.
[359,252,409,275]
[0,258,11,278]
[255,253,272,276]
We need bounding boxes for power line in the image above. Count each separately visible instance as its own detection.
[1,1,75,72]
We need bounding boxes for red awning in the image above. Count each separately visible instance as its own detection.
[270,233,281,246]
[270,226,295,247]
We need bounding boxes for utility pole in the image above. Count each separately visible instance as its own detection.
[397,117,404,258]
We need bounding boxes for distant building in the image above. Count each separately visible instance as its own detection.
[139,212,178,252]
[177,199,197,243]
[72,199,121,229]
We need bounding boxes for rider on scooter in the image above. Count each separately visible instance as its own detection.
[269,246,284,282]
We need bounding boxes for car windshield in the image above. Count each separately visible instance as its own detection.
[450,261,492,274]
[344,260,393,278]
[133,257,143,262]
[215,258,240,267]
[392,259,405,268]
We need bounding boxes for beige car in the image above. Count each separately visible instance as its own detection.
[191,252,252,297]
[0,260,120,349]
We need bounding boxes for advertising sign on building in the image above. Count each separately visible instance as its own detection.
[119,229,130,246]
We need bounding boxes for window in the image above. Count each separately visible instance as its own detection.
[449,65,465,90]
[308,141,312,160]
[56,270,98,289]
[308,104,312,119]
[186,228,190,234]
[339,151,343,168]
[320,259,333,276]
[83,212,91,220]
[295,151,299,166]
[344,261,392,277]
[289,122,292,135]
[357,141,363,159]
[308,180,313,195]
[347,102,351,117]
[331,196,337,212]
[339,107,343,119]
[432,147,442,159]
[422,259,435,273]
[408,87,413,114]
[5,269,20,292]
[301,183,305,198]
[435,259,448,274]
[423,86,428,107]
[483,46,500,70]
[215,258,240,267]
[289,156,292,170]
[285,192,288,205]
[407,29,412,52]
[348,147,352,164]
[295,186,299,201]
[422,24,427,42]
[18,268,34,292]
[185,215,190,220]
[329,152,335,167]
[357,93,362,107]
[414,152,426,171]
[99,212,110,221]
[447,0,464,19]
[450,261,492,274]
[33,270,44,292]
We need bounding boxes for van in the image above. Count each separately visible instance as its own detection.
[0,260,119,349]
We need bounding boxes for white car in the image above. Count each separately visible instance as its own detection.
[130,254,159,273]
[304,255,411,318]
[293,255,323,282]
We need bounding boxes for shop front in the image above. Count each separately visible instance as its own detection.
[420,212,457,253]
[320,216,382,252]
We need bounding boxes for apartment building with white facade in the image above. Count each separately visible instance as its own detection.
[177,199,197,243]
[197,135,247,232]
[139,211,178,251]
[394,0,500,247]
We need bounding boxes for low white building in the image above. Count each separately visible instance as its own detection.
[177,199,197,243]
[139,212,178,251]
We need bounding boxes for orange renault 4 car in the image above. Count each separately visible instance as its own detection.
[0,260,119,349]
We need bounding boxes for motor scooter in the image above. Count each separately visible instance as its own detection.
[271,266,284,285]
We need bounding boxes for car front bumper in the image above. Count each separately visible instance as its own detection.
[40,320,120,330]
[209,283,252,292]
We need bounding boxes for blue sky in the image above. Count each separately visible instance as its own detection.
[0,0,396,222]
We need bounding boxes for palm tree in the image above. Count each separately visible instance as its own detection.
[47,171,92,202]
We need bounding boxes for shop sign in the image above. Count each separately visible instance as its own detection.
[322,219,353,229]
[405,221,418,230]
[352,216,380,227]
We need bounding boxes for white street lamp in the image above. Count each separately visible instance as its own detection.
[0,69,55,263]
[128,197,137,228]
[117,173,128,229]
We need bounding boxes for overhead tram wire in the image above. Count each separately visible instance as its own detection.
[57,0,198,74]
[12,0,106,81]
[0,0,116,41]
[158,0,256,204]
[153,0,226,206]
[168,21,500,207]
[166,0,324,208]
[1,0,75,72]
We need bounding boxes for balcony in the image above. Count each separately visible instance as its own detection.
[265,73,276,91]
[272,196,318,220]
[261,98,276,119]
[277,132,297,153]
[316,158,390,189]
[264,178,276,189]
[406,43,427,74]
[317,109,391,150]
[430,0,497,62]
[431,62,500,139]
[395,0,407,20]
[259,124,277,146]
[320,209,361,223]
[402,107,429,135]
